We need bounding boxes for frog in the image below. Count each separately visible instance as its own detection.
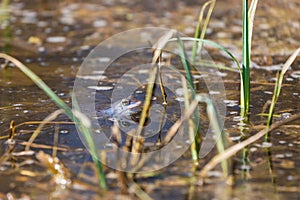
[100,98,141,121]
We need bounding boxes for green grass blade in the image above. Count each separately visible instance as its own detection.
[182,76,199,164]
[177,36,200,163]
[176,35,194,89]
[0,53,73,118]
[0,53,107,189]
[0,0,10,24]
[72,97,107,189]
[172,37,244,110]
[242,0,250,118]
[191,0,216,64]
[199,113,300,178]
[265,47,300,140]
[195,60,239,72]
[195,94,228,177]
[170,37,242,72]
[170,37,244,114]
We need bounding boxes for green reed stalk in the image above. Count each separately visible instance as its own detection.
[72,98,107,189]
[0,0,11,53]
[241,0,250,119]
[170,37,242,71]
[177,36,199,163]
[199,113,300,178]
[0,53,107,189]
[182,75,199,164]
[177,36,194,89]
[265,48,300,140]
[240,0,258,171]
[191,0,216,64]
[0,0,10,23]
[195,94,228,177]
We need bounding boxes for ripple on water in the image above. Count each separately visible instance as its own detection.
[230,136,242,142]
[77,75,107,80]
[278,140,287,144]
[233,116,244,122]
[263,91,273,95]
[240,164,251,171]
[46,36,67,43]
[21,10,37,24]
[261,142,272,148]
[290,70,300,79]
[281,113,292,120]
[93,19,107,28]
[224,99,239,107]
[253,64,283,71]
[87,86,113,91]
[60,130,69,134]
[275,154,285,159]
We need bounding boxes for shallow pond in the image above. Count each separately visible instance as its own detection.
[0,0,299,199]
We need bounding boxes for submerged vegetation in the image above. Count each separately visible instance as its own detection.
[0,0,299,199]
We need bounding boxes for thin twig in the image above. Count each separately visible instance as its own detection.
[1,122,76,141]
[198,113,300,180]
[20,141,69,151]
[25,109,65,151]
[162,100,199,145]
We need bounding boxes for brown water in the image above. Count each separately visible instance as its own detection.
[0,0,299,199]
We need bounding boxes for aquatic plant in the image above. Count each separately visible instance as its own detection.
[240,0,258,119]
[0,0,12,53]
[171,34,241,167]
[0,0,298,196]
[191,0,216,64]
[265,48,300,140]
[0,53,107,189]
[177,35,199,164]
[133,30,176,158]
[241,0,250,119]
[198,112,300,181]
[195,94,229,177]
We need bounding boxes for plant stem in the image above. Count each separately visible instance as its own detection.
[242,0,250,119]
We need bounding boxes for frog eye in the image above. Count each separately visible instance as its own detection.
[121,99,130,106]
[120,120,130,127]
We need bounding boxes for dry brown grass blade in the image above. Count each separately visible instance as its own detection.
[248,0,258,52]
[36,151,72,187]
[131,30,177,165]
[281,47,300,75]
[20,141,69,151]
[25,109,65,151]
[127,180,154,200]
[9,120,15,139]
[198,112,300,180]
[0,121,75,140]
[152,29,176,64]
[162,100,199,145]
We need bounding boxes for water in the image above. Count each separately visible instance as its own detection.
[0,0,299,199]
